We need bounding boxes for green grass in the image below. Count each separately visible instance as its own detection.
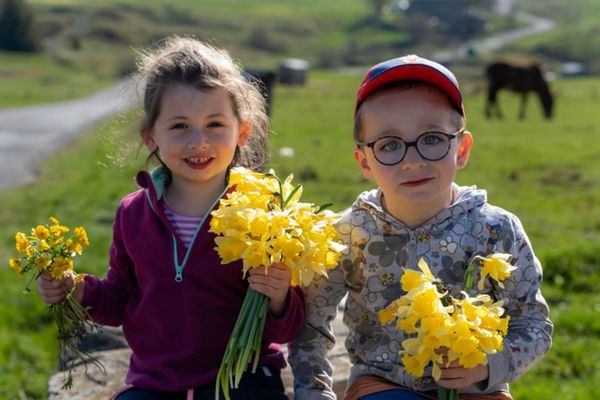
[0,51,114,108]
[1,70,599,398]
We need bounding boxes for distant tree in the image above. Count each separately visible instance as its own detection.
[0,0,38,51]
[369,0,386,23]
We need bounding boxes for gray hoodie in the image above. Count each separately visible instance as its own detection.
[289,185,553,400]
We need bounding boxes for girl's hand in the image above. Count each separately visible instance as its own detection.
[37,272,85,305]
[247,262,291,317]
[435,350,489,389]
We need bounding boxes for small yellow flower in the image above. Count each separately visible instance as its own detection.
[32,225,50,240]
[9,257,23,276]
[15,232,29,253]
[74,227,90,248]
[477,253,517,290]
[50,257,74,280]
[39,240,51,251]
[66,239,83,255]
[35,255,52,271]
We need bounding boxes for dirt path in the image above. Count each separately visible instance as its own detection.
[0,79,137,191]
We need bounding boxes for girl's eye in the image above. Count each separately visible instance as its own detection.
[207,121,224,128]
[170,123,187,130]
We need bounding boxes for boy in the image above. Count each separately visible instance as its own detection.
[289,55,553,400]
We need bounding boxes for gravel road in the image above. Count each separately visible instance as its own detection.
[0,79,138,191]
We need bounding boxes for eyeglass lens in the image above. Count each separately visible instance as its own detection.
[373,132,453,165]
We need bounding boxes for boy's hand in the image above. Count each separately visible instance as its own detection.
[435,358,489,389]
[247,262,291,317]
[37,272,85,305]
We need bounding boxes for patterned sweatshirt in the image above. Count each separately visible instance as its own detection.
[289,185,552,399]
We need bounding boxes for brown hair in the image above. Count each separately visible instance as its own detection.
[136,35,269,170]
[353,80,465,142]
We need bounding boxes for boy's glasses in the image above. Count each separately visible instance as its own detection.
[356,129,464,166]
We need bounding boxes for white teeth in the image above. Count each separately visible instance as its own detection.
[187,157,210,164]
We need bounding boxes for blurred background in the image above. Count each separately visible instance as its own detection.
[1,0,599,398]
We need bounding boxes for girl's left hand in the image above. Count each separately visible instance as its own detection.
[248,262,291,317]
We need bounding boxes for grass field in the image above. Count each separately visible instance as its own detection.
[1,69,599,398]
[1,1,600,398]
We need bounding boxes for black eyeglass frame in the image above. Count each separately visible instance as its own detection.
[356,128,464,166]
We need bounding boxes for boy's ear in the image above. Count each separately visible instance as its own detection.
[141,128,157,152]
[237,121,251,146]
[353,147,374,180]
[457,130,473,168]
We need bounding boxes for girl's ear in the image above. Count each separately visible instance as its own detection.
[237,121,252,146]
[141,128,157,152]
[457,131,473,168]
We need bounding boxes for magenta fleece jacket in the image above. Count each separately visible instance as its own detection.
[81,168,305,391]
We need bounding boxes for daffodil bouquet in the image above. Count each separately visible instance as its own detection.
[8,217,103,389]
[378,254,516,400]
[210,167,346,400]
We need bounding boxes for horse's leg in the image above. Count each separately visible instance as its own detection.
[486,85,502,119]
[519,92,528,120]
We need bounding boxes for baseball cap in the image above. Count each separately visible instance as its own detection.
[355,54,464,117]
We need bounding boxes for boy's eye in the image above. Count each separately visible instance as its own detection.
[378,138,403,153]
[420,133,444,145]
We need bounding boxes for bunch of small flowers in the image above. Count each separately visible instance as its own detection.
[378,255,515,400]
[8,217,103,389]
[210,167,346,400]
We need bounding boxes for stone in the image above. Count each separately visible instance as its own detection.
[49,306,350,399]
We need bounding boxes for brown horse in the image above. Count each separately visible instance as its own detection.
[485,61,554,120]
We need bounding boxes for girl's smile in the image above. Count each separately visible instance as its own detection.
[142,84,248,190]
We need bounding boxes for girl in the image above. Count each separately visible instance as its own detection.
[37,36,304,400]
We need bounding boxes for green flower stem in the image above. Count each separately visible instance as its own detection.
[463,260,474,292]
[49,290,104,390]
[215,288,269,400]
[437,388,459,400]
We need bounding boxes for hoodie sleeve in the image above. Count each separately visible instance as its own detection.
[81,201,136,326]
[262,285,305,344]
[288,228,352,400]
[482,213,553,390]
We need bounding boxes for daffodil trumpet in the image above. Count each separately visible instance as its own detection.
[210,167,346,400]
[8,217,104,389]
[378,255,514,400]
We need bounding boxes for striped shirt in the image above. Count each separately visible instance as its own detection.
[163,201,202,248]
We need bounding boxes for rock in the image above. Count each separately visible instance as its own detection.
[49,308,350,399]
[49,348,130,400]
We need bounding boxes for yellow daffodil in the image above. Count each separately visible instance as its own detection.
[211,167,346,400]
[401,257,436,291]
[477,253,517,290]
[378,256,512,398]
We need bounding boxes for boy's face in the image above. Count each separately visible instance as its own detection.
[353,87,473,221]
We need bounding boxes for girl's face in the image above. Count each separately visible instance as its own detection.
[143,85,249,189]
